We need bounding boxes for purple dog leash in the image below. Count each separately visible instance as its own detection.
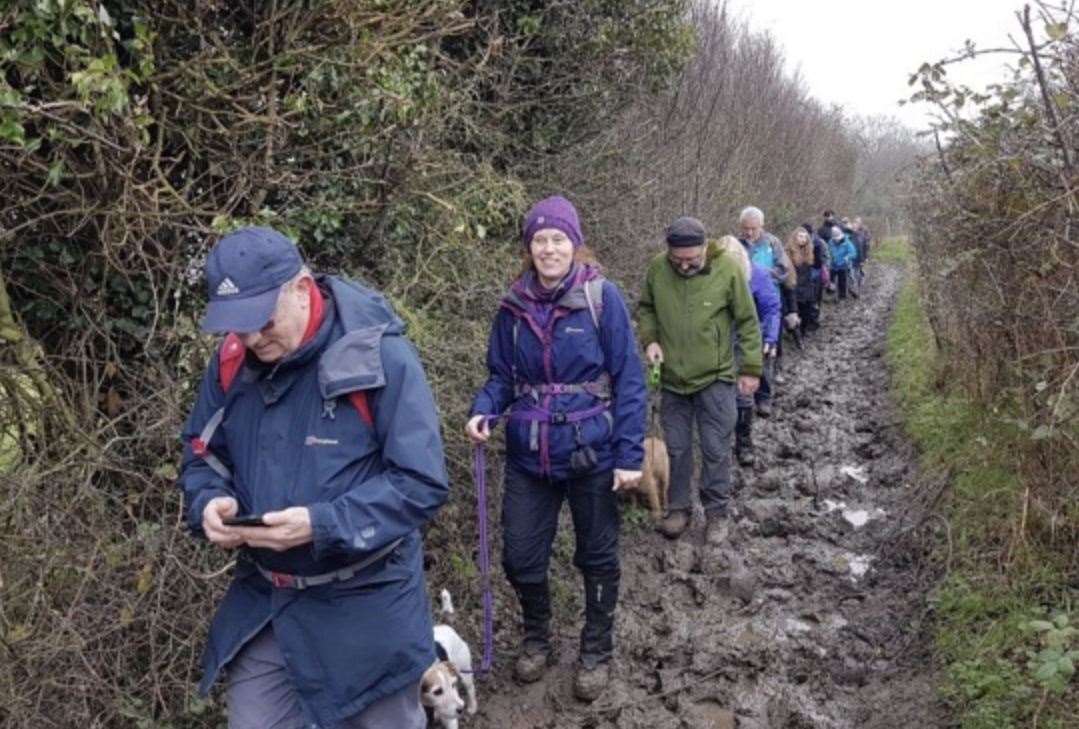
[472,417,496,676]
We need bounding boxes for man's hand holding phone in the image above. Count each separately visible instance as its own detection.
[237,507,313,552]
[203,498,313,552]
[202,496,245,549]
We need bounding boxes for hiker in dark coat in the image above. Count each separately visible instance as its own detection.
[816,209,839,243]
[803,222,831,314]
[466,195,646,702]
[851,216,872,290]
[786,227,823,335]
[179,227,449,729]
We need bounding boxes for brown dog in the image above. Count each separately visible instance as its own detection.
[626,434,669,520]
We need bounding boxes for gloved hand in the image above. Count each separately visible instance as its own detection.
[784,312,801,331]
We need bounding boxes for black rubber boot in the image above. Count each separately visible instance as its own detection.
[735,406,755,467]
[575,571,619,702]
[511,580,553,683]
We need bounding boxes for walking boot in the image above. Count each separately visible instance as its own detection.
[574,572,619,702]
[656,508,689,539]
[736,407,755,467]
[511,580,553,683]
[704,508,730,546]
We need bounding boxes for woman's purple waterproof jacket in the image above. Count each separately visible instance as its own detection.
[749,263,782,345]
[470,264,646,480]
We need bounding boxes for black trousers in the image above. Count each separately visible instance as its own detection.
[834,269,849,299]
[501,466,619,584]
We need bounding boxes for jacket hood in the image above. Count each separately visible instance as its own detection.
[324,275,405,335]
[317,275,406,400]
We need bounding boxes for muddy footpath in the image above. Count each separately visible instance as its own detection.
[458,262,946,729]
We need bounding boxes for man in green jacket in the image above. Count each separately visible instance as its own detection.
[639,216,762,542]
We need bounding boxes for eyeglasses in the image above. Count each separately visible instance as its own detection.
[667,250,705,269]
[530,232,571,249]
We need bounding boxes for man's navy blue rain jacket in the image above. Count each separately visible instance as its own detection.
[178,275,448,729]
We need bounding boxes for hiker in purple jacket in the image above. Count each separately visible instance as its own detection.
[719,237,780,467]
[466,196,647,702]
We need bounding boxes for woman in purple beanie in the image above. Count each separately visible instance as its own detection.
[466,195,647,701]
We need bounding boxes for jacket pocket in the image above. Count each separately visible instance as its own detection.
[579,407,613,450]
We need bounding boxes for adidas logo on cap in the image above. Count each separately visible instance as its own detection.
[216,277,240,296]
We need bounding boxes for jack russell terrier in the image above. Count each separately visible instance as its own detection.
[420,589,478,728]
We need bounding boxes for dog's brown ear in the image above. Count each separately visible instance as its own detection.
[443,660,461,680]
[420,669,437,696]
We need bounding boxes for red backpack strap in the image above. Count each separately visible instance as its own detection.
[347,390,374,427]
[218,333,246,392]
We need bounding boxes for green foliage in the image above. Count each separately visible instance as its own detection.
[621,502,652,531]
[1025,612,1078,695]
[872,237,912,265]
[905,19,1078,727]
[888,275,1078,728]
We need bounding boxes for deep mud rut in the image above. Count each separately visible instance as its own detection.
[459,262,945,729]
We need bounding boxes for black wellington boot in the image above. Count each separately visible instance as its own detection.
[736,406,755,467]
[511,580,553,683]
[574,571,619,702]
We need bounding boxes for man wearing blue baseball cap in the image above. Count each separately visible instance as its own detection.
[178,226,449,729]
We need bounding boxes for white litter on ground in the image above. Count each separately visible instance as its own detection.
[842,509,871,527]
[840,465,869,484]
[842,507,888,528]
[784,618,814,635]
[849,554,874,581]
[821,499,847,513]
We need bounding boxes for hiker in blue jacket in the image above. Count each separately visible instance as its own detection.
[178,227,448,729]
[828,226,858,301]
[738,206,792,418]
[719,236,780,467]
[466,195,646,702]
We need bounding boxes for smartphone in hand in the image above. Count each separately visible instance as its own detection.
[222,514,267,527]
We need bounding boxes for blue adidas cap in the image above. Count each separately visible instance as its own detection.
[200,227,303,334]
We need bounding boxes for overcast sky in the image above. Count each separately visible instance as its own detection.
[724,0,1033,130]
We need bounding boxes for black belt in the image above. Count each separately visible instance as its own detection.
[250,537,403,590]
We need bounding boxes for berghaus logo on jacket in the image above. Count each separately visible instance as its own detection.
[305,435,339,446]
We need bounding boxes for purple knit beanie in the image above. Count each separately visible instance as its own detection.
[521,195,584,248]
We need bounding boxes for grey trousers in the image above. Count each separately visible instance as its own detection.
[227,627,424,729]
[661,380,737,515]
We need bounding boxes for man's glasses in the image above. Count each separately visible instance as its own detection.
[667,251,705,269]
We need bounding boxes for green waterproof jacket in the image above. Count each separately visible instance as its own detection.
[638,240,763,394]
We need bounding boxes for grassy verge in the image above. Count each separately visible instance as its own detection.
[886,262,1078,729]
[873,235,913,264]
